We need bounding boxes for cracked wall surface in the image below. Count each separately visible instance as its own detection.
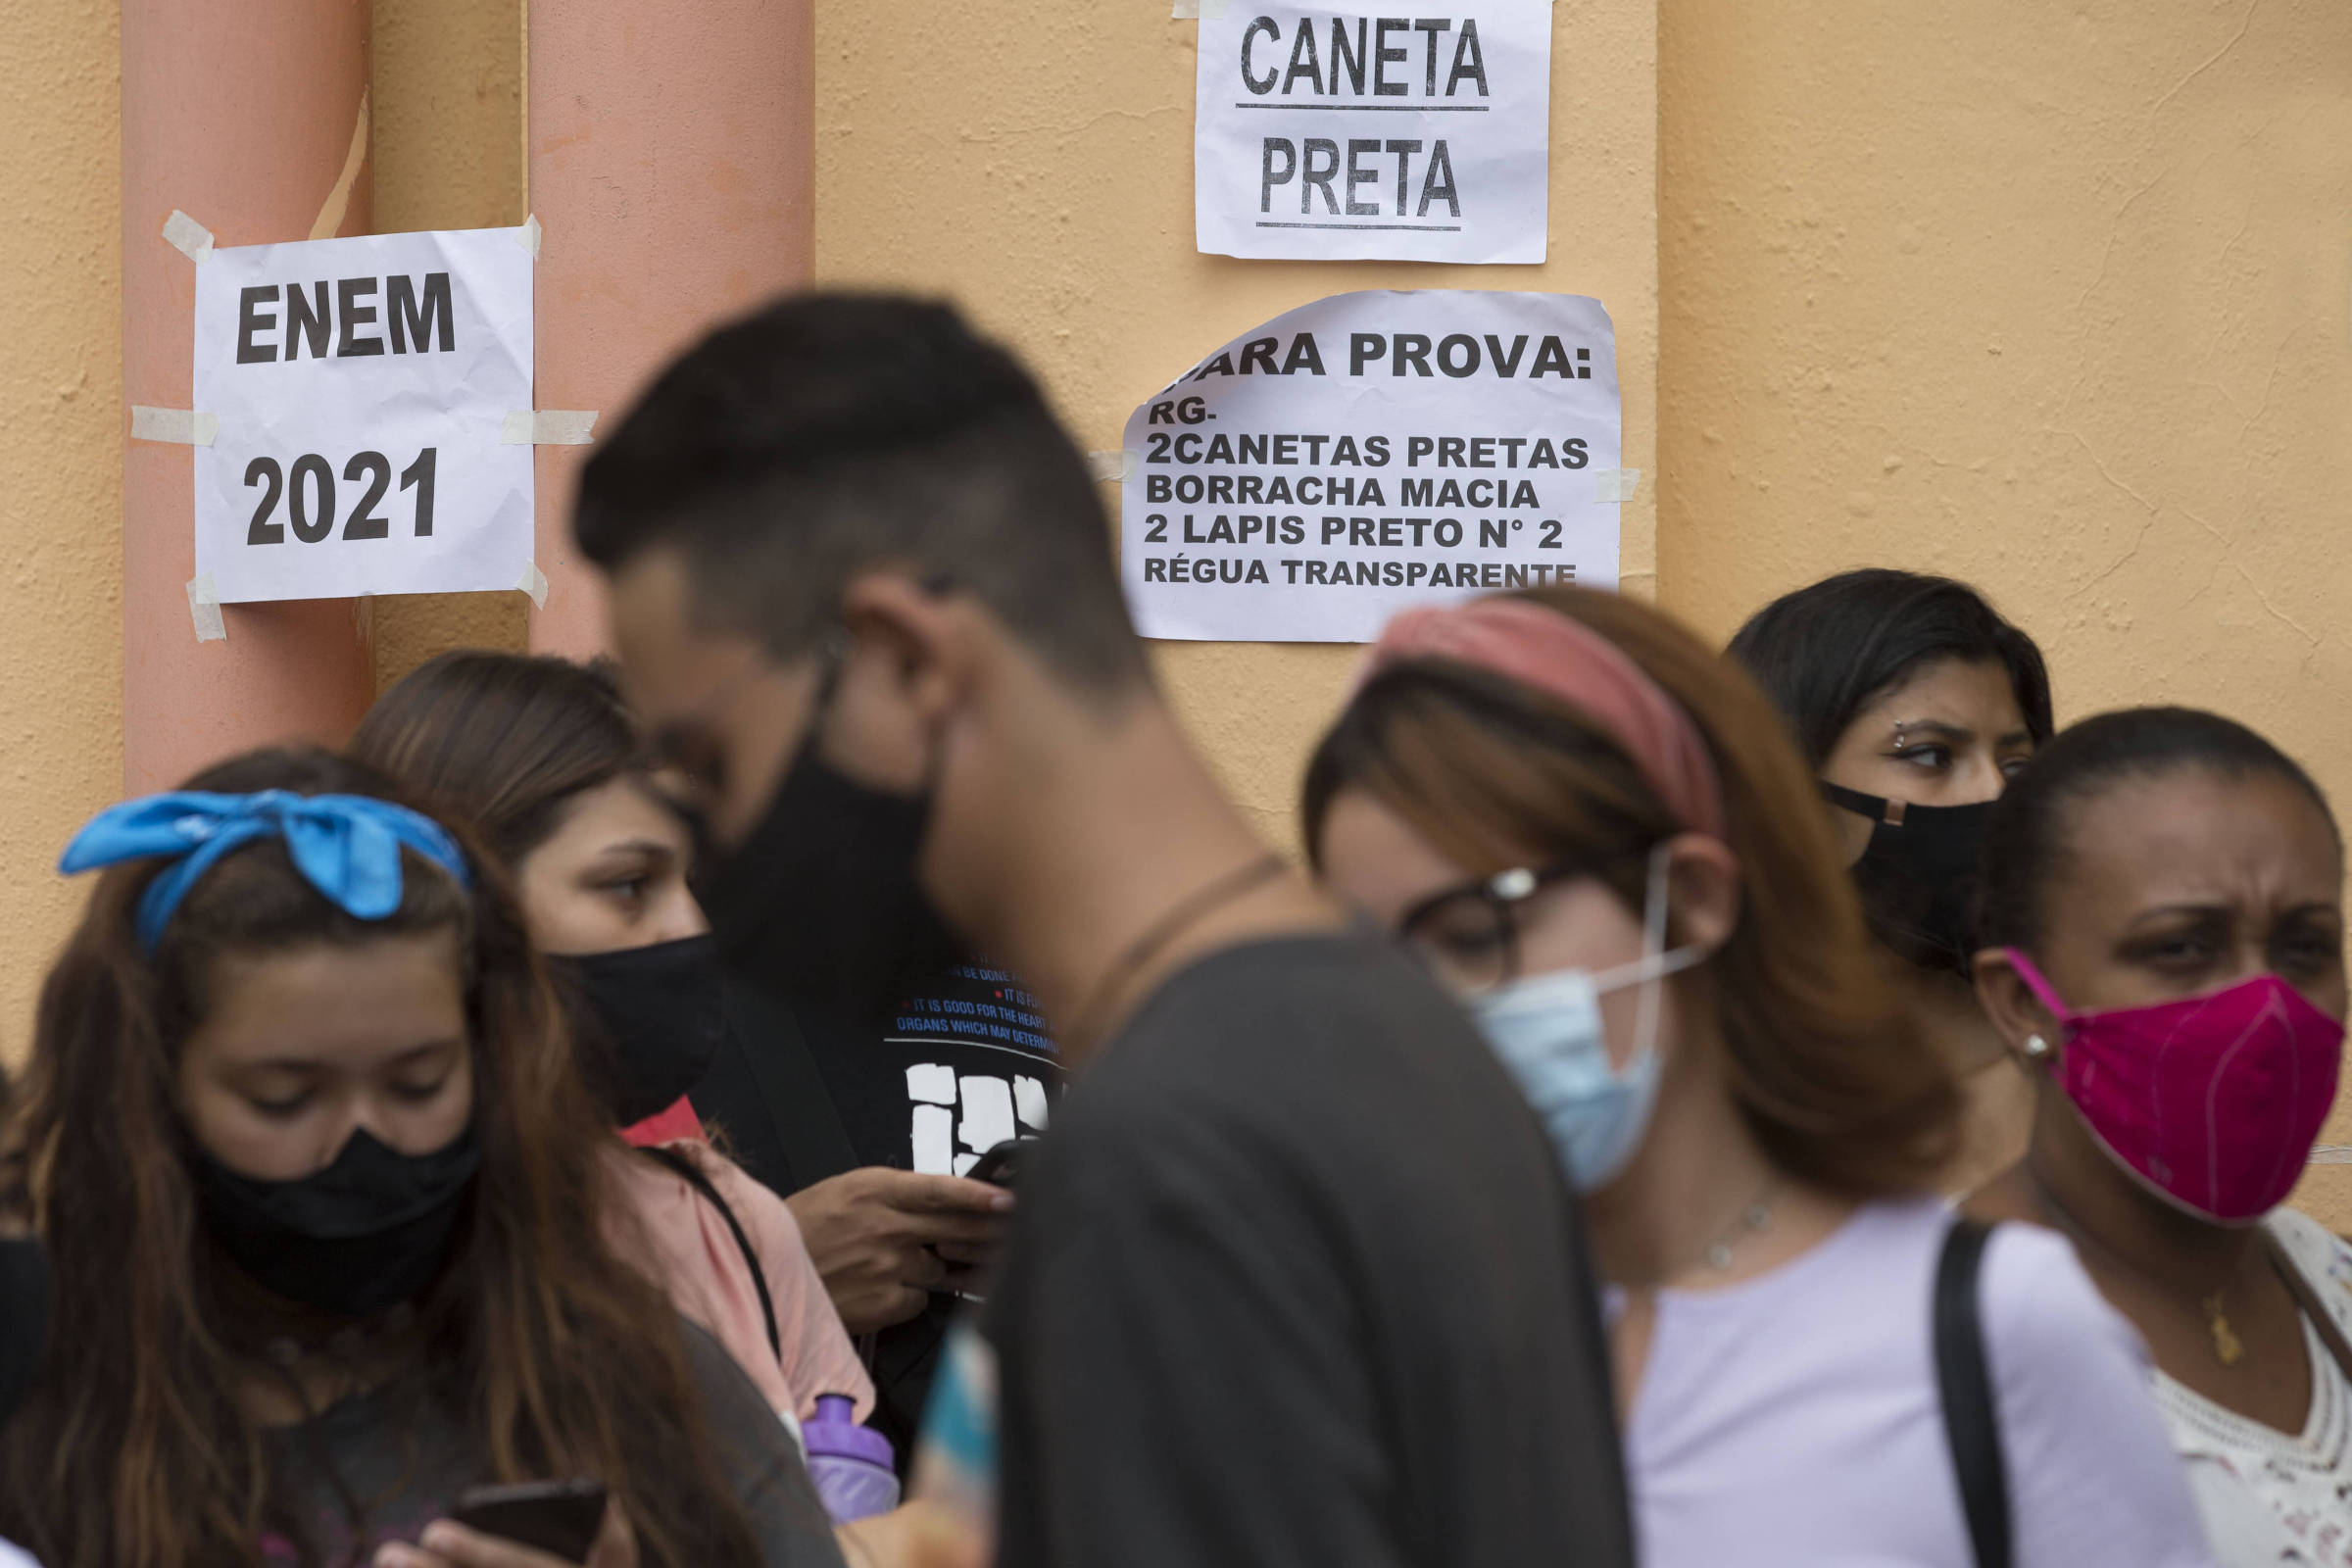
[1658,0,2352,1220]
[0,0,122,1060]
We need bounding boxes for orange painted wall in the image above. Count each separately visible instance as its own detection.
[812,0,1659,848]
[0,0,121,1056]
[6,0,2352,1234]
[1655,0,2352,1221]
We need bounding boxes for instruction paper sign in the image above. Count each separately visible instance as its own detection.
[192,226,534,603]
[1119,290,1620,642]
[1194,5,1552,264]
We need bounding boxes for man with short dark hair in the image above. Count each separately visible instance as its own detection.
[575,293,1633,1568]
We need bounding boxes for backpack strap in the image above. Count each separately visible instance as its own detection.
[1935,1218,2012,1568]
[642,1145,783,1364]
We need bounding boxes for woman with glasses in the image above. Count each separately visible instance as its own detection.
[1302,587,2210,1567]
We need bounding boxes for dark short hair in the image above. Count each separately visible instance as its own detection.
[351,651,636,866]
[573,292,1148,697]
[1981,706,2339,953]
[1726,569,2053,767]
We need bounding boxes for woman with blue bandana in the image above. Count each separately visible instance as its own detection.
[0,748,847,1568]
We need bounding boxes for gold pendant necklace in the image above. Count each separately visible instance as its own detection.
[2202,1294,2246,1366]
[2031,1161,2248,1368]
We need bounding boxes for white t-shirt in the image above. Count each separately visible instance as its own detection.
[1619,1197,2215,1567]
[2159,1208,2352,1566]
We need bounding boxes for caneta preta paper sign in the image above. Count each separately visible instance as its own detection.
[1118,290,1621,643]
[1194,5,1552,264]
[192,226,534,603]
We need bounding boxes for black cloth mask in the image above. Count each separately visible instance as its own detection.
[0,1237,50,1428]
[1823,782,1992,979]
[548,934,729,1126]
[194,1125,480,1320]
[694,664,965,1033]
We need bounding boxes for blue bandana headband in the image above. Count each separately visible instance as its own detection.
[60,790,472,955]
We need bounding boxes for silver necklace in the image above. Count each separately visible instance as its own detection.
[1700,1180,1780,1271]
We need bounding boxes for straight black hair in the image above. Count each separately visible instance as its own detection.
[1980,706,2339,954]
[572,291,1149,699]
[1726,569,2053,767]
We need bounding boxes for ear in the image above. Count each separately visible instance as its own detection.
[809,572,986,789]
[1664,832,1741,956]
[1973,948,2061,1071]
[836,571,978,720]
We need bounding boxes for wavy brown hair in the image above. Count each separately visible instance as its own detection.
[0,748,763,1567]
[1302,586,1959,1196]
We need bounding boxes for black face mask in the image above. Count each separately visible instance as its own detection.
[548,935,729,1126]
[1824,782,1992,979]
[694,664,965,1033]
[0,1238,50,1427]
[194,1125,480,1320]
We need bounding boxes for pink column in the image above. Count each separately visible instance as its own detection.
[526,0,815,658]
[121,0,377,794]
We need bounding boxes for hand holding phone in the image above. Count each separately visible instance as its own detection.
[965,1139,1028,1190]
[445,1478,610,1563]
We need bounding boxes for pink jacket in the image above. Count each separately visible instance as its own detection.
[603,1140,873,1422]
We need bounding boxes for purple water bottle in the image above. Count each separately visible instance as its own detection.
[804,1394,902,1523]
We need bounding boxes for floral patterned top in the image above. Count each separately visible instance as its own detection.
[2157,1209,2352,1566]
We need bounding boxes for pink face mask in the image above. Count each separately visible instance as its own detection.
[2007,951,2345,1224]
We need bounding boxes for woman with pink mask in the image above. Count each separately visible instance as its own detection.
[1967,708,2352,1564]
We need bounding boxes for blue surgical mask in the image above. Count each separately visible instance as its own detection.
[1470,846,1702,1192]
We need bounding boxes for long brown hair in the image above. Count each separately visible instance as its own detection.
[0,748,762,1567]
[350,651,639,865]
[1302,586,1958,1196]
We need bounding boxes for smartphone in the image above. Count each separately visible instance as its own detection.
[451,1478,608,1563]
[966,1138,1028,1189]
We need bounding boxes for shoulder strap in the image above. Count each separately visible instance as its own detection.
[1934,1218,2012,1568]
[642,1145,783,1364]
[2265,1226,2352,1386]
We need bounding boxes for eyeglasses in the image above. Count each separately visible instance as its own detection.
[1395,861,1604,995]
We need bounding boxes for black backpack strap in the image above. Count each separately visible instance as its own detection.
[642,1145,783,1364]
[1935,1218,2012,1568]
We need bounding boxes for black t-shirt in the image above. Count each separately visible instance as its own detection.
[983,934,1635,1568]
[690,965,1063,1469]
[694,966,1062,1189]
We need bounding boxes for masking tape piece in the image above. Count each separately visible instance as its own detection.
[162,210,215,264]
[503,410,598,445]
[1172,0,1229,17]
[1087,450,1137,482]
[131,407,219,446]
[516,561,550,609]
[186,572,226,643]
[2310,1145,2352,1165]
[515,214,543,258]
[1594,467,1642,504]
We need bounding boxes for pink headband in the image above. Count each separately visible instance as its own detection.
[1360,597,1729,838]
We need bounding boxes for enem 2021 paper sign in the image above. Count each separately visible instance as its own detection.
[1119,291,1622,643]
[192,225,534,604]
[1195,5,1552,264]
